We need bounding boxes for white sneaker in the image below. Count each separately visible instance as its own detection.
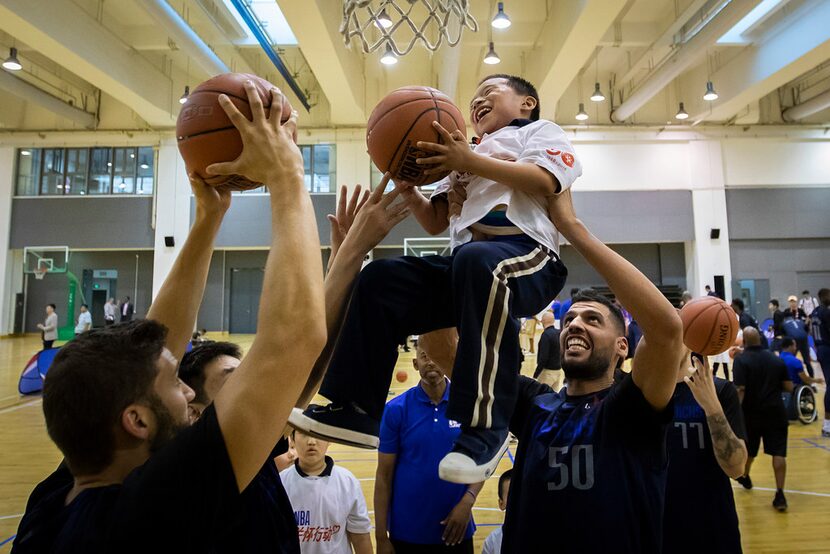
[438,434,510,484]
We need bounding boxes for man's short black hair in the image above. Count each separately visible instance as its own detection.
[570,287,580,297]
[705,285,711,290]
[80,303,88,309]
[479,74,540,120]
[498,469,513,501]
[569,289,627,336]
[731,298,745,311]
[780,337,796,350]
[47,303,56,310]
[179,341,242,405]
[770,299,780,308]
[43,320,168,476]
[819,288,830,304]
[803,290,810,295]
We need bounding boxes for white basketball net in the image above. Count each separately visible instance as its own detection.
[341,0,478,56]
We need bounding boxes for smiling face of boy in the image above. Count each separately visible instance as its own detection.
[469,77,538,137]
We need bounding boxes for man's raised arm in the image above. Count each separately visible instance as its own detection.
[208,81,326,490]
[549,190,684,409]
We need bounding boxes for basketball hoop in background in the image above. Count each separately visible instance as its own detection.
[33,267,47,280]
[341,0,478,56]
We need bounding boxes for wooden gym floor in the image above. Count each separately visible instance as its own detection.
[1,333,829,552]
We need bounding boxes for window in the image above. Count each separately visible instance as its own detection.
[113,147,137,194]
[13,147,155,196]
[235,144,336,194]
[89,148,112,195]
[65,148,89,195]
[40,148,65,195]
[15,149,40,196]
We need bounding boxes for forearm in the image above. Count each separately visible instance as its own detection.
[373,475,392,540]
[147,214,222,360]
[468,155,558,196]
[410,192,448,235]
[561,221,681,344]
[349,533,373,554]
[706,411,748,478]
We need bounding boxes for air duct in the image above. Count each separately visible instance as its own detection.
[782,88,830,121]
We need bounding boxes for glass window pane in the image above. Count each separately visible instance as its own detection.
[15,148,40,196]
[40,148,65,195]
[135,147,154,195]
[64,148,89,195]
[113,148,137,194]
[312,144,335,193]
[301,146,312,191]
[88,148,112,195]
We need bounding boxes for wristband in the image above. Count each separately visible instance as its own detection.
[465,489,477,501]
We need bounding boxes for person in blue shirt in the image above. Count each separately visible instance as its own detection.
[375,329,483,554]
[502,190,685,553]
[780,338,824,387]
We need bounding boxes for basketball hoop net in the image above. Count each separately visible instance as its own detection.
[341,0,478,56]
[33,267,47,280]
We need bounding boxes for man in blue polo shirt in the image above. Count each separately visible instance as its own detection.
[780,338,824,387]
[375,329,483,554]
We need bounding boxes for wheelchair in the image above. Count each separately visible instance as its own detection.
[782,384,818,424]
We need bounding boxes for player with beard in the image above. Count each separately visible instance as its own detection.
[501,189,684,553]
[13,83,327,553]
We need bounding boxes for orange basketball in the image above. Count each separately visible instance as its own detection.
[395,370,408,383]
[176,73,292,191]
[367,86,466,187]
[679,297,739,356]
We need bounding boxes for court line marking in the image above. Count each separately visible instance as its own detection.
[733,485,830,498]
[0,514,22,521]
[802,438,830,453]
[0,535,14,547]
[0,398,41,415]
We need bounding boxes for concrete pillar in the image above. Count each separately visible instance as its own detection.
[686,140,732,301]
[0,147,15,334]
[151,138,192,300]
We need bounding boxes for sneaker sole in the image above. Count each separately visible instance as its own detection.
[288,408,379,450]
[438,434,511,484]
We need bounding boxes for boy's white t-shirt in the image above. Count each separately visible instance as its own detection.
[482,525,503,554]
[280,458,371,554]
[431,119,582,255]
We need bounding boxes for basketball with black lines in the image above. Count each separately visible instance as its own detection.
[176,73,293,191]
[679,297,739,356]
[366,86,466,187]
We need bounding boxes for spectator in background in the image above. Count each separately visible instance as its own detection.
[733,327,793,512]
[559,287,580,319]
[120,296,134,322]
[281,430,373,554]
[534,311,562,391]
[809,289,830,437]
[768,299,785,351]
[74,304,92,335]
[705,285,717,297]
[784,295,810,331]
[679,290,693,308]
[37,304,58,350]
[732,298,766,350]
[375,329,482,554]
[104,297,118,326]
[781,300,813,374]
[481,470,512,554]
[799,290,818,317]
[780,338,824,388]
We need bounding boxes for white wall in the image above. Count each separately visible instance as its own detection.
[723,139,830,187]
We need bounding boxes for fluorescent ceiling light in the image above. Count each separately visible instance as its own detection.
[222,0,298,45]
[718,0,787,44]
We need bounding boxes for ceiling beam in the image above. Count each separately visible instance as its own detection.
[617,0,709,87]
[0,71,97,128]
[278,0,365,125]
[690,0,830,123]
[611,0,762,122]
[528,0,629,120]
[0,0,176,127]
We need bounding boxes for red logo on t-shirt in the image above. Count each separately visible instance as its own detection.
[561,152,575,168]
[545,149,561,156]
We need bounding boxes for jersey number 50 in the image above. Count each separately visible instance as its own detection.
[547,445,595,491]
